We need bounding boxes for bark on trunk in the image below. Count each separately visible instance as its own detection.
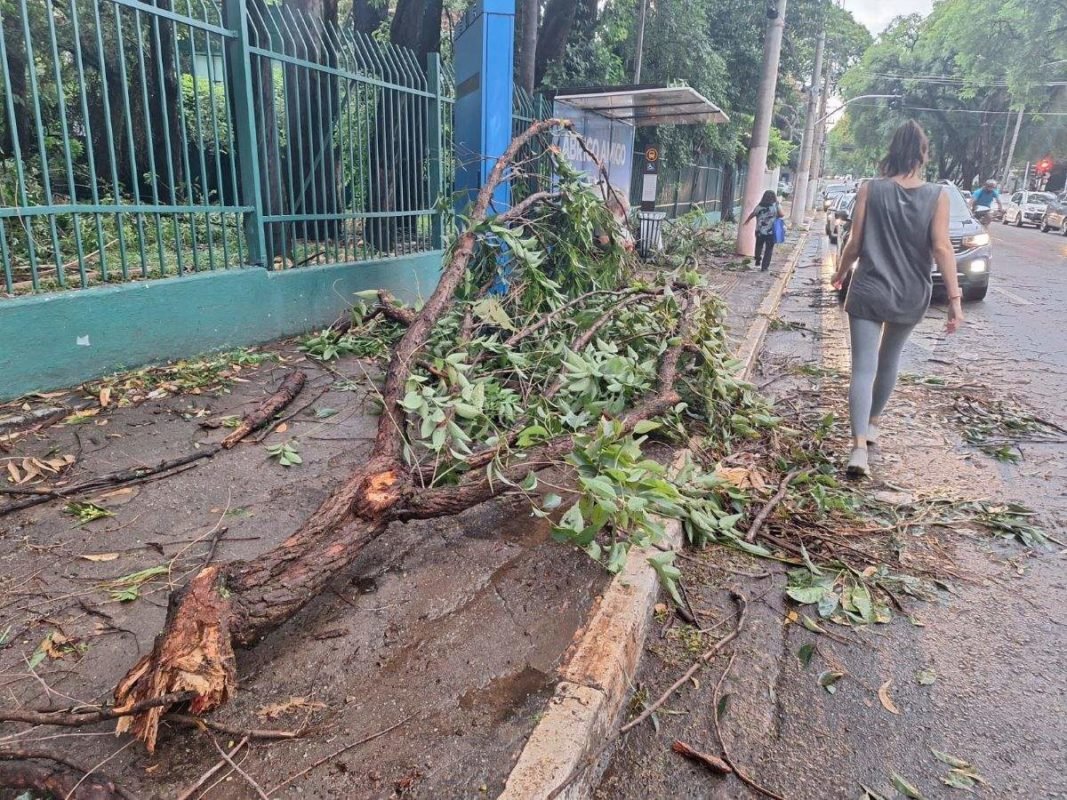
[518,0,539,95]
[0,753,128,800]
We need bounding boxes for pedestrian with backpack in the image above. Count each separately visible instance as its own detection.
[745,190,785,271]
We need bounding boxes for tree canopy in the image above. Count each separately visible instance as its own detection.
[828,0,1067,186]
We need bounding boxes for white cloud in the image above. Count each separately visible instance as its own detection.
[837,0,934,34]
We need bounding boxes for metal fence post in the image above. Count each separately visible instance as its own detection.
[222,0,266,267]
[427,52,444,250]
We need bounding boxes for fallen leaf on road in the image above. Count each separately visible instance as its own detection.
[80,553,120,562]
[916,668,937,685]
[797,643,815,667]
[5,462,21,484]
[256,696,326,720]
[275,422,289,434]
[859,784,890,800]
[878,679,900,714]
[99,387,112,407]
[890,771,926,799]
[818,670,844,694]
[931,750,971,769]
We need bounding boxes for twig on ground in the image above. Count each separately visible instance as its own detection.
[212,737,269,799]
[0,748,137,800]
[166,713,309,740]
[671,740,732,775]
[265,714,412,795]
[175,738,247,800]
[620,590,748,734]
[745,470,804,542]
[712,652,788,800]
[0,692,195,727]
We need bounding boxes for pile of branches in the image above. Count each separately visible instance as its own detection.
[0,122,774,790]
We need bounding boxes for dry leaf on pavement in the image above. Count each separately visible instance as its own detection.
[256,696,326,720]
[878,679,900,714]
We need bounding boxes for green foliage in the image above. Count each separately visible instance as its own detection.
[63,501,114,526]
[103,565,169,603]
[266,441,303,467]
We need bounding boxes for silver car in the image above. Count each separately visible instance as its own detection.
[1003,191,1056,228]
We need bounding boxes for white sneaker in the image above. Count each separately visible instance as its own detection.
[846,446,870,478]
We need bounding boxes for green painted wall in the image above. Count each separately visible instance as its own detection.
[0,253,442,400]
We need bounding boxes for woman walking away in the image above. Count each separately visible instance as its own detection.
[745,190,784,271]
[831,121,963,478]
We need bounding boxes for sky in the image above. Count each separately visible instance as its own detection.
[837,0,934,34]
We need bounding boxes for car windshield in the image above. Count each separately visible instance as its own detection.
[825,184,848,195]
[945,185,972,218]
[1029,193,1055,204]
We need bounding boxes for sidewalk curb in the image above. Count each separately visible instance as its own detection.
[735,228,811,381]
[498,230,811,799]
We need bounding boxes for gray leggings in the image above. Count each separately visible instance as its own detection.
[848,315,916,440]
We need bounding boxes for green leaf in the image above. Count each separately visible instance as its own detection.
[520,472,538,492]
[314,407,339,419]
[818,670,844,694]
[853,583,874,623]
[941,770,976,791]
[517,425,550,447]
[632,420,661,435]
[472,297,517,331]
[797,643,815,667]
[890,771,925,799]
[716,693,730,720]
[931,751,972,770]
[63,502,114,525]
[648,551,683,607]
[787,586,827,605]
[542,494,563,511]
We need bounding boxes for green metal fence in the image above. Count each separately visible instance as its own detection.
[629,154,747,221]
[0,0,452,296]
[512,85,552,201]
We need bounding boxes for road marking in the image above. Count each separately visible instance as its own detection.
[990,286,1034,305]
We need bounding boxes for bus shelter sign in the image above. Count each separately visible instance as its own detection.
[553,99,635,201]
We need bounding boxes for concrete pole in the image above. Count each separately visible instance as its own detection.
[790,29,825,226]
[633,0,648,83]
[1002,106,1024,184]
[806,58,832,212]
[736,0,788,256]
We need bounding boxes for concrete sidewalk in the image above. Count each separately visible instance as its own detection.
[0,225,803,799]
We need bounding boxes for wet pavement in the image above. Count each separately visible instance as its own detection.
[597,226,1067,800]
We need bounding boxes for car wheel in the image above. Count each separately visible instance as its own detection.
[1042,220,1050,233]
[1015,213,1023,227]
[964,283,988,302]
[1061,219,1067,236]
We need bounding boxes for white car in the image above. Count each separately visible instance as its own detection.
[1003,191,1056,228]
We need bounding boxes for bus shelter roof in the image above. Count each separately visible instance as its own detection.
[553,85,729,127]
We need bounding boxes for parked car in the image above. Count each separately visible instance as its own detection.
[822,182,850,211]
[1002,191,1056,227]
[778,181,793,198]
[837,183,990,302]
[825,191,855,244]
[1040,191,1067,234]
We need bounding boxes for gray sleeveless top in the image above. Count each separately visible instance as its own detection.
[844,179,944,325]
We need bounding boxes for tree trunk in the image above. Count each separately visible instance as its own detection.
[535,0,579,85]
[0,13,28,161]
[351,0,388,34]
[517,0,538,95]
[111,120,572,752]
[720,162,736,222]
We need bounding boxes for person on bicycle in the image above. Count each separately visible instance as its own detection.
[971,180,1003,214]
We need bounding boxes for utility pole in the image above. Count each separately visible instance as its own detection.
[1002,106,1024,185]
[790,28,824,226]
[736,0,788,257]
[634,0,648,83]
[806,57,832,212]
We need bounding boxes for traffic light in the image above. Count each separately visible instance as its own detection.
[1037,159,1052,176]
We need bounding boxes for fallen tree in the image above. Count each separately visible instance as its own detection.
[3,121,774,765]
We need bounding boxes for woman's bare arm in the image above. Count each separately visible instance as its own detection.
[931,190,964,333]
